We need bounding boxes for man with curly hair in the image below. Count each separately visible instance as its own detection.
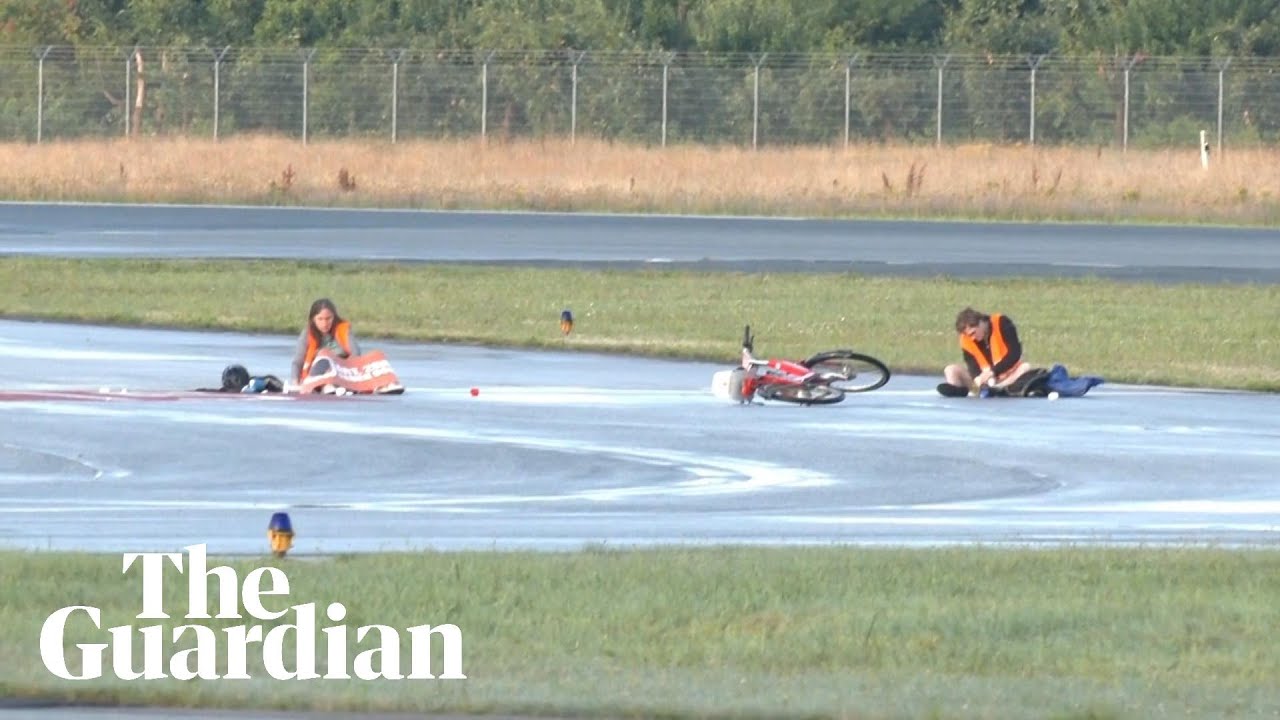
[938,307,1040,397]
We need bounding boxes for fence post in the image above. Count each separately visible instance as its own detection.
[211,46,230,141]
[124,47,135,137]
[480,50,494,144]
[569,50,586,144]
[34,46,53,143]
[1121,54,1140,152]
[933,54,950,146]
[750,53,767,149]
[1214,56,1232,156]
[1027,54,1046,145]
[844,54,860,148]
[661,51,675,147]
[388,49,406,143]
[299,48,317,144]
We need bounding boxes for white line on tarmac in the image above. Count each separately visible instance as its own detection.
[5,402,837,498]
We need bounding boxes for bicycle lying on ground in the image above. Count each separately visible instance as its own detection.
[711,325,891,405]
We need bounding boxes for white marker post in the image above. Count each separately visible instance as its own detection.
[1200,129,1210,169]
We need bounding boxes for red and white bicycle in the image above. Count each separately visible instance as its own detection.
[712,325,891,405]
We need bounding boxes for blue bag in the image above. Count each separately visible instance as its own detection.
[1044,364,1104,397]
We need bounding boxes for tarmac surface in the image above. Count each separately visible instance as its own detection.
[1,204,1277,553]
[3,201,1280,282]
[1,203,1278,719]
[0,318,1276,554]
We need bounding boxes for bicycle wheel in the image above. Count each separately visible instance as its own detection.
[756,382,846,405]
[803,351,891,393]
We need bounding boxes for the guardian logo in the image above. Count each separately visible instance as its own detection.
[39,544,465,681]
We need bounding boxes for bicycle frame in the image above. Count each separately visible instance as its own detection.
[739,345,817,399]
[711,324,891,405]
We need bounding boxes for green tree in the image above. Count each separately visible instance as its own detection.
[203,0,268,47]
[686,0,812,53]
[601,0,699,50]
[1191,0,1280,56]
[0,0,82,44]
[942,0,1059,54]
[819,0,958,52]
[253,0,349,46]
[118,0,210,45]
[462,0,631,51]
[50,0,125,44]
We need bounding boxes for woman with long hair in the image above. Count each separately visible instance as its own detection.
[291,297,362,383]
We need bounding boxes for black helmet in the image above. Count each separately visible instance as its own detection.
[221,364,251,391]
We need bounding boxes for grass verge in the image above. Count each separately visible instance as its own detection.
[3,547,1280,719]
[1,258,1277,391]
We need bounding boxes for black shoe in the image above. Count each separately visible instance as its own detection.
[936,382,969,397]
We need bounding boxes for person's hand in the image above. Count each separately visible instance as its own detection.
[974,369,994,388]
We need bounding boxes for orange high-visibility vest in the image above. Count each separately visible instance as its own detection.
[959,313,1018,381]
[300,320,354,379]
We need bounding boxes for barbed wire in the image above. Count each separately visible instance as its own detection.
[0,46,1267,71]
[0,45,1271,148]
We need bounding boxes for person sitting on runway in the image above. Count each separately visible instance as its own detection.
[291,297,362,384]
[938,307,1044,397]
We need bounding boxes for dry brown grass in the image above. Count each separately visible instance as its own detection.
[2,135,1279,223]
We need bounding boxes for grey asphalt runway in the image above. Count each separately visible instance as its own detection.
[2,201,1279,282]
[1,319,1277,554]
[1,204,1277,553]
[2,204,1278,720]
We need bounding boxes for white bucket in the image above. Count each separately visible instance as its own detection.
[711,368,748,402]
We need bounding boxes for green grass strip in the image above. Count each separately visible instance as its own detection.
[4,547,1280,719]
[2,258,1275,391]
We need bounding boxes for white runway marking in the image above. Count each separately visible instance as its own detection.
[0,342,209,362]
[766,514,1280,533]
[902,499,1280,514]
[406,385,713,405]
[5,402,837,501]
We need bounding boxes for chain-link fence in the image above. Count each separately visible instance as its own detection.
[2,46,1276,151]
